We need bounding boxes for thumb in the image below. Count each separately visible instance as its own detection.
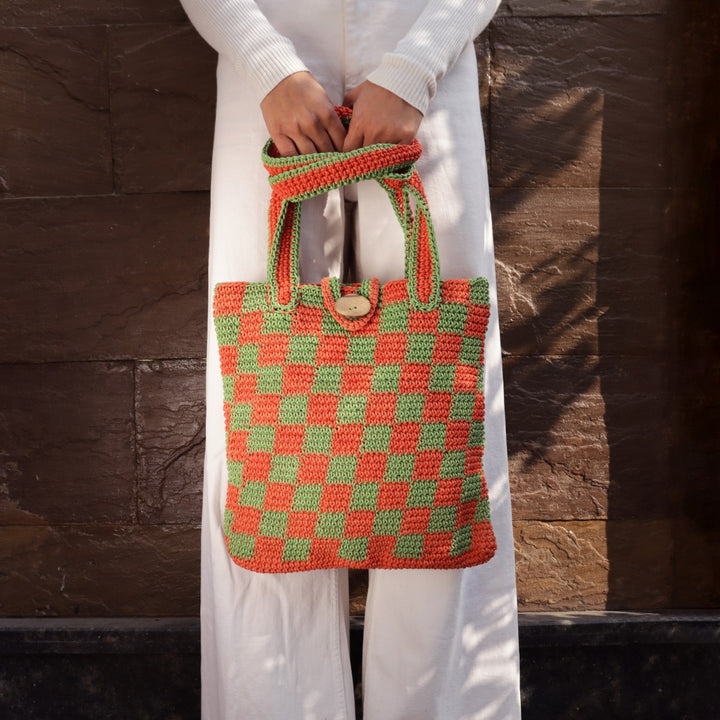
[342,83,364,108]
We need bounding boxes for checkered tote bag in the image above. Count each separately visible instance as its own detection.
[213,110,497,572]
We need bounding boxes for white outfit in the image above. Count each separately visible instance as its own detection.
[178,1,520,718]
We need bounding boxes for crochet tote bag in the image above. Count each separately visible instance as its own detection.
[213,110,497,572]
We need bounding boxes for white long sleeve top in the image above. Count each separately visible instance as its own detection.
[178,0,502,114]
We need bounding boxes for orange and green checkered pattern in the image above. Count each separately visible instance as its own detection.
[214,277,496,572]
[213,110,496,572]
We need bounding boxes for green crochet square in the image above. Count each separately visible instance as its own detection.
[279,395,308,425]
[337,395,367,424]
[395,394,425,423]
[298,285,323,308]
[385,455,414,482]
[450,392,475,421]
[227,460,243,488]
[229,403,252,431]
[429,364,456,392]
[259,510,288,538]
[371,364,401,393]
[361,425,392,453]
[312,365,343,394]
[469,277,490,305]
[214,315,241,346]
[263,311,293,334]
[222,507,234,535]
[406,480,437,508]
[461,473,484,503]
[315,512,345,538]
[256,366,284,394]
[269,455,300,483]
[405,334,435,363]
[238,343,260,369]
[379,303,409,333]
[247,425,276,453]
[474,496,491,522]
[394,534,424,559]
[439,302,469,331]
[339,537,369,562]
[327,456,357,484]
[303,425,333,454]
[450,525,473,557]
[321,312,349,335]
[241,288,266,312]
[347,336,377,365]
[459,336,483,365]
[238,481,266,510]
[428,505,458,533]
[286,334,320,364]
[291,484,323,512]
[468,422,485,448]
[418,423,447,451]
[350,482,380,511]
[222,375,236,404]
[439,450,467,480]
[282,537,312,562]
[226,532,255,560]
[373,509,403,536]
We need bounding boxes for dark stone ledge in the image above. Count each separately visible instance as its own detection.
[3,611,717,655]
[0,617,200,655]
[1,613,718,719]
[3,612,716,655]
[518,610,720,646]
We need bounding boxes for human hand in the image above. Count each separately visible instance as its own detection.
[260,71,347,156]
[342,81,422,152]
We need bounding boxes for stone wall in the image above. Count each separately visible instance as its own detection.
[1,0,716,617]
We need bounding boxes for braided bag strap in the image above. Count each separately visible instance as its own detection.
[263,109,422,202]
[261,107,441,311]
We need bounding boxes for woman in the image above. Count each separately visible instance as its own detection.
[178,1,521,718]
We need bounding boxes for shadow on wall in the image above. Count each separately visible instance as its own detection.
[491,10,719,611]
[660,0,720,609]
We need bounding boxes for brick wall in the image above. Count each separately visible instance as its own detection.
[1,0,716,617]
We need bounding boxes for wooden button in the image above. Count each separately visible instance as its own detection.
[334,293,371,318]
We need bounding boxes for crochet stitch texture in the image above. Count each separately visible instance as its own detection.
[213,110,497,572]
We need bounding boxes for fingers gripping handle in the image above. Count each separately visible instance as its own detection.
[262,107,440,311]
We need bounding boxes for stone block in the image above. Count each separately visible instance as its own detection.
[504,356,671,521]
[2,0,187,26]
[0,363,134,524]
[136,360,205,524]
[493,188,670,356]
[496,0,668,15]
[515,520,610,610]
[110,24,215,193]
[0,525,200,616]
[504,356,609,520]
[604,519,675,609]
[491,16,668,188]
[0,194,208,362]
[0,27,111,197]
[668,518,720,608]
[514,517,676,611]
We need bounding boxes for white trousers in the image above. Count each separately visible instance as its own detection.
[202,4,520,719]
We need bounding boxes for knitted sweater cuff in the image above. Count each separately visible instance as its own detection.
[366,55,434,115]
[234,38,310,100]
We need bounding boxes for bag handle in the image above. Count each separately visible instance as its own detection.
[261,106,441,312]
